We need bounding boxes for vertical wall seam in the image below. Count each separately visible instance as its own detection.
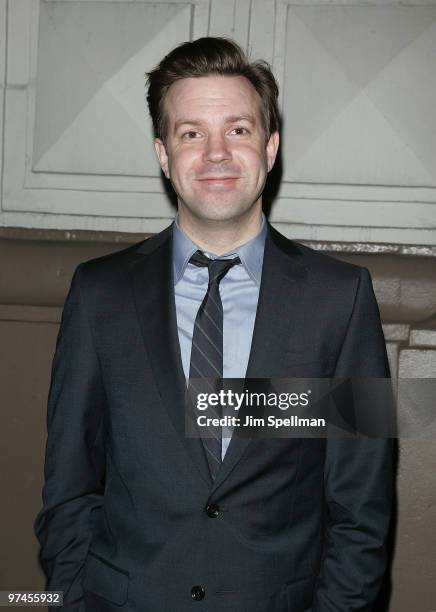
[0,0,9,216]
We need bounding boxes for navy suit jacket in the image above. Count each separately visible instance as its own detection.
[34,222,393,611]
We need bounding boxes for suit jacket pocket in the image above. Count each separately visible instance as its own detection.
[82,550,129,605]
[284,355,334,377]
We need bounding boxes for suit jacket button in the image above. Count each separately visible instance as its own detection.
[191,585,205,601]
[205,503,220,518]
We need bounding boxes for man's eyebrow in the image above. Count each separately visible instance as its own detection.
[173,119,203,131]
[225,115,256,125]
[173,115,256,132]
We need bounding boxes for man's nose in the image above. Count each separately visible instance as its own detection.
[203,133,232,163]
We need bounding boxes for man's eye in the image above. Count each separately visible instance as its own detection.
[231,127,249,135]
[182,131,200,139]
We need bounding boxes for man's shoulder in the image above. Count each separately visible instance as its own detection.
[268,224,367,284]
[75,223,173,280]
[293,241,364,280]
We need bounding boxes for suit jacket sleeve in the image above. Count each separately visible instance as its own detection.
[34,264,105,610]
[312,267,394,612]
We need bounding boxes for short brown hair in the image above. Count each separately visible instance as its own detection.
[145,37,280,143]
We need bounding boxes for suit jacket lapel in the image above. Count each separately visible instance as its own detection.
[131,224,212,487]
[245,224,308,378]
[211,223,308,493]
[130,221,308,494]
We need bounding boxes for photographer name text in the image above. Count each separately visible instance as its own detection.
[197,415,326,429]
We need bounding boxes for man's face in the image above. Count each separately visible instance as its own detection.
[154,75,279,224]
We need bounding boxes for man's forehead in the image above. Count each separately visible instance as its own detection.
[166,75,261,110]
[164,75,263,127]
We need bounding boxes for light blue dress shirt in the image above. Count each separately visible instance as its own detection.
[172,213,267,460]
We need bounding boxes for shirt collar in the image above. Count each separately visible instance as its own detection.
[172,212,267,287]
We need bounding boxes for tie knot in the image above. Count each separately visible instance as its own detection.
[189,250,241,285]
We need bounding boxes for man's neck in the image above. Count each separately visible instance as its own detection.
[177,207,263,255]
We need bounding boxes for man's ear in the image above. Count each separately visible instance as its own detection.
[266,131,280,172]
[154,138,170,179]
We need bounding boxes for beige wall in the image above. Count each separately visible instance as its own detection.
[0,227,435,611]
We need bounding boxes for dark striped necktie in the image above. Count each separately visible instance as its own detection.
[188,250,241,480]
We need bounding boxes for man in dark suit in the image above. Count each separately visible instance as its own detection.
[34,37,393,611]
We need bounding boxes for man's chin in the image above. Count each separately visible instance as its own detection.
[182,200,254,224]
[192,210,249,225]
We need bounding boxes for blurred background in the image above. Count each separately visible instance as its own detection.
[0,1,435,610]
